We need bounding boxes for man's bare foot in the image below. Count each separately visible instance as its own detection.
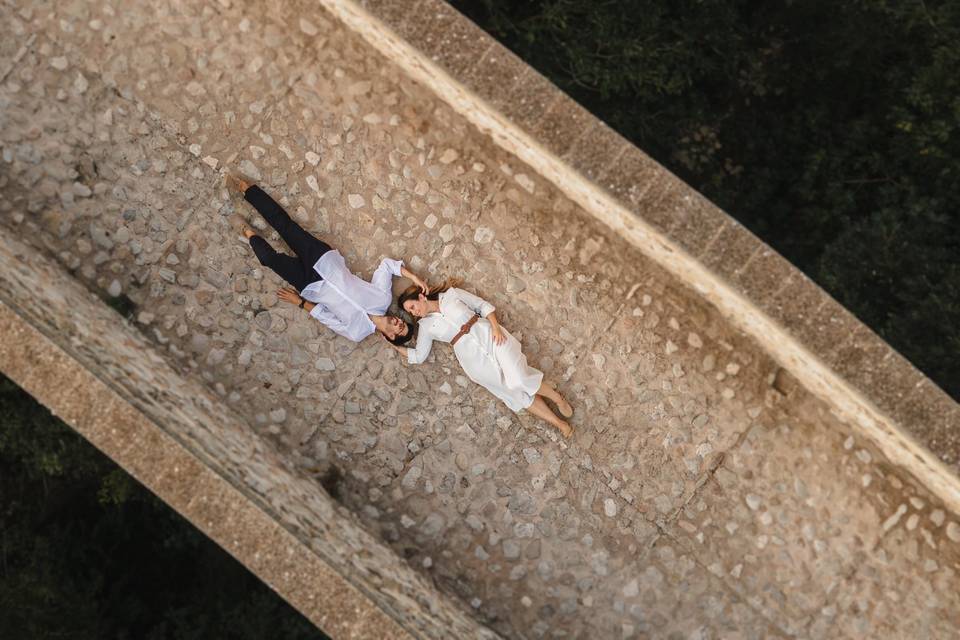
[225,173,251,194]
[556,396,574,419]
[230,214,256,240]
[557,420,573,439]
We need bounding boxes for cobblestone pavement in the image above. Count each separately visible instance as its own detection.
[3,1,960,638]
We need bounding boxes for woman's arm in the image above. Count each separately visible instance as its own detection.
[405,320,435,364]
[451,288,495,318]
[486,311,506,345]
[451,288,504,344]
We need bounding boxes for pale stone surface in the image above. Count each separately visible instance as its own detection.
[1,2,959,639]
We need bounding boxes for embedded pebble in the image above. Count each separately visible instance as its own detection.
[73,72,88,94]
[348,194,365,208]
[882,504,907,532]
[474,227,494,243]
[947,522,960,543]
[931,510,946,527]
[299,18,319,35]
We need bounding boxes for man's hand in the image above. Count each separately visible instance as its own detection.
[381,333,407,355]
[277,287,302,306]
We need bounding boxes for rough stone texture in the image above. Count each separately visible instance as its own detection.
[0,235,491,640]
[350,0,960,472]
[2,1,960,639]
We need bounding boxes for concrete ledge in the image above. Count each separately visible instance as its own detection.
[325,0,960,509]
[0,231,499,640]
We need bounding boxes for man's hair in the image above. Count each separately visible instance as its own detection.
[385,320,417,346]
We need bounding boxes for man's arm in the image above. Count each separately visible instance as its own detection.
[308,305,357,340]
[370,258,428,294]
[277,287,355,339]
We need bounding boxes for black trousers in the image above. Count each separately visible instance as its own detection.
[245,185,331,292]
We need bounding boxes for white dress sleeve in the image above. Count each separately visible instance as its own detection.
[407,318,436,365]
[370,257,404,293]
[450,287,495,318]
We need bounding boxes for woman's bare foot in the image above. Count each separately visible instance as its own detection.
[555,396,574,419]
[527,396,573,439]
[537,381,574,419]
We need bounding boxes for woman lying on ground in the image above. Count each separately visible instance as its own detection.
[385,279,575,439]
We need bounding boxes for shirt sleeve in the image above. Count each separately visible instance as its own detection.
[370,257,404,293]
[450,288,495,318]
[407,319,436,365]
[309,305,355,340]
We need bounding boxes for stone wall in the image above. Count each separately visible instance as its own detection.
[0,233,498,638]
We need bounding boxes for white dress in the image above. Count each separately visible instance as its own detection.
[407,288,544,412]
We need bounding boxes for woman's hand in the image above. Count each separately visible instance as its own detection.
[487,312,506,346]
[277,287,302,306]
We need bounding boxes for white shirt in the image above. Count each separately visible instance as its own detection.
[299,251,403,342]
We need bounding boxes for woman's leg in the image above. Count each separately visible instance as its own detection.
[536,380,573,418]
[249,235,309,291]
[526,396,573,439]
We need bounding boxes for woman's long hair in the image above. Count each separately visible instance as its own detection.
[398,277,463,313]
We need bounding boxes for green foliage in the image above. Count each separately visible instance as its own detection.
[0,376,327,639]
[454,0,960,398]
[104,293,137,320]
[96,468,138,505]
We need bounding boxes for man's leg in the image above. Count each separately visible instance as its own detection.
[249,235,310,291]
[244,185,331,261]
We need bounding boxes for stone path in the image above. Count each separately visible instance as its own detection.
[2,1,959,637]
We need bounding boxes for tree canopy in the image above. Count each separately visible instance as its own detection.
[0,375,327,640]
[452,0,960,399]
